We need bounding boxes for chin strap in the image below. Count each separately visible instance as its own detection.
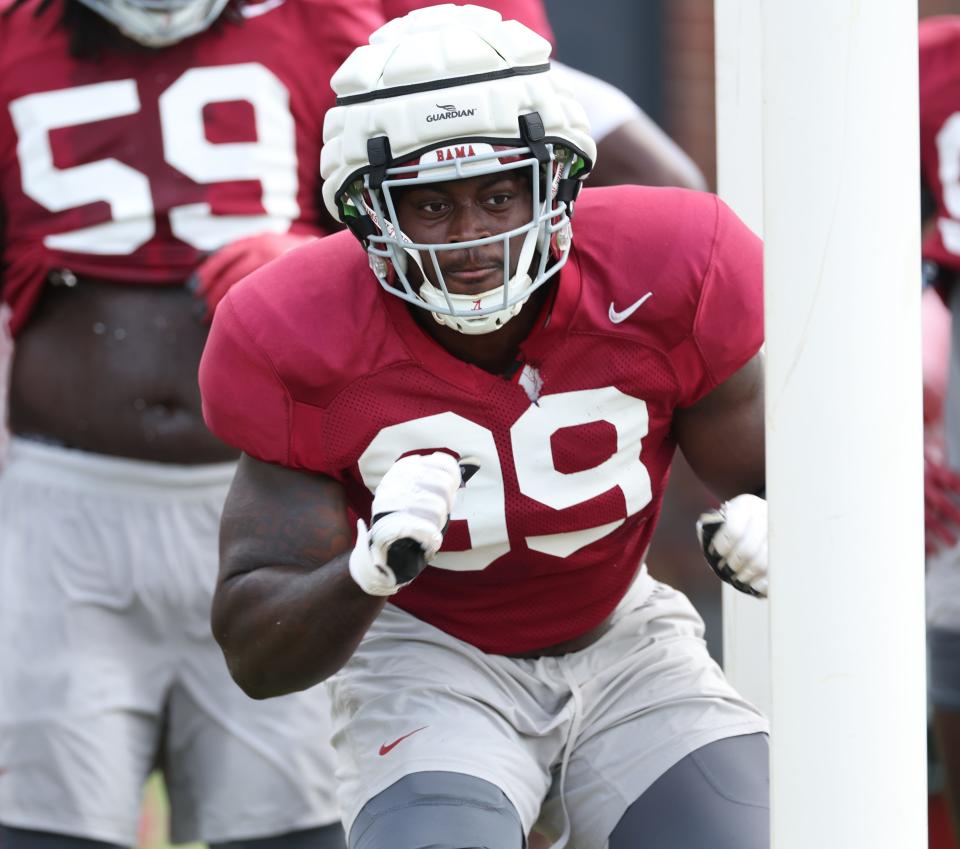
[420,273,533,335]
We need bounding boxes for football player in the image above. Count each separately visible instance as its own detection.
[920,15,960,842]
[200,7,770,849]
[0,0,382,846]
[385,0,707,191]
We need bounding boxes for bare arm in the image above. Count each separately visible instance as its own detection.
[674,352,765,500]
[212,453,385,699]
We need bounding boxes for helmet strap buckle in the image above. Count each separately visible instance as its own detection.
[367,136,393,191]
[518,113,550,164]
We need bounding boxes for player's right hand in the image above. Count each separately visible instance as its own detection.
[925,449,960,556]
[349,452,462,596]
[188,231,317,322]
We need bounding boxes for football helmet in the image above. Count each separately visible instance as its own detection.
[320,3,596,334]
[73,0,231,47]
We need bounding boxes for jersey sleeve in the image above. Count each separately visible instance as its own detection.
[200,292,293,466]
[674,196,763,407]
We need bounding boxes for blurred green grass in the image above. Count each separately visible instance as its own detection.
[138,773,206,849]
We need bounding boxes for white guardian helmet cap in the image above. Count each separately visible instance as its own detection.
[320,3,596,335]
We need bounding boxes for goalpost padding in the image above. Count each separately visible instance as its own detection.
[759,1,926,846]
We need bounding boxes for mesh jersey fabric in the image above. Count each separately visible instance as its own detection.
[200,185,763,654]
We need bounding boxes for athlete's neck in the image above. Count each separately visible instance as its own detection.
[410,285,551,376]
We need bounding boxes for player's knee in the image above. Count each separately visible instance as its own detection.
[0,827,125,849]
[210,823,346,849]
[609,733,769,849]
[348,771,524,849]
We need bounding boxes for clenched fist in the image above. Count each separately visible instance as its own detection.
[696,494,768,598]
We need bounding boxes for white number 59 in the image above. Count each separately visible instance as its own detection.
[9,63,298,256]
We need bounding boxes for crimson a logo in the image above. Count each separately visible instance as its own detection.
[427,103,477,122]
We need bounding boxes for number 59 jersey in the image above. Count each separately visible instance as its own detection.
[0,0,383,334]
[200,186,764,655]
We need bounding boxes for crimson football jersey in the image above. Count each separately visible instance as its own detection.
[0,0,383,334]
[921,16,960,273]
[200,186,763,654]
[380,0,555,46]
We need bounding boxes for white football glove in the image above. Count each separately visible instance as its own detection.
[696,493,768,598]
[349,452,463,596]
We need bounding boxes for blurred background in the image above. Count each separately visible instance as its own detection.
[548,0,960,193]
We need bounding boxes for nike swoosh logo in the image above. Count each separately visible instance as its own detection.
[378,726,428,756]
[241,0,285,18]
[608,292,653,324]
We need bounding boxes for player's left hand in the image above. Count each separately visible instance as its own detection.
[696,494,767,598]
[189,231,317,322]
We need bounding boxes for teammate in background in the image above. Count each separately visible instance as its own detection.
[386,0,707,191]
[920,16,960,844]
[201,7,770,848]
[548,61,707,192]
[0,0,382,846]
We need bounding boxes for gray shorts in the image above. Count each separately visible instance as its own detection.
[329,570,768,849]
[0,439,340,845]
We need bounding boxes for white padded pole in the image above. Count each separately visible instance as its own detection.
[762,1,926,846]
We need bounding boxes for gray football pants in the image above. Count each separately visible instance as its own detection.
[349,732,769,849]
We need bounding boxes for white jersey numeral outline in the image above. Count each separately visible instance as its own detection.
[9,63,300,256]
[357,386,652,572]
